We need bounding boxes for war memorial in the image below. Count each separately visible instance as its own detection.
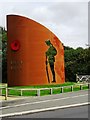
[7,15,65,86]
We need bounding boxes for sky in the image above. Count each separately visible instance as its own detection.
[0,0,89,48]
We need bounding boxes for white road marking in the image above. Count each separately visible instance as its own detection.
[0,102,89,118]
[0,93,89,109]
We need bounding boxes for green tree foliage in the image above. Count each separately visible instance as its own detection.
[64,46,90,82]
[1,27,7,83]
[0,27,2,82]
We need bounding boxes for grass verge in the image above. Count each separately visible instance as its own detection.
[1,82,89,96]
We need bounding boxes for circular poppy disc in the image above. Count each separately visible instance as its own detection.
[11,40,20,51]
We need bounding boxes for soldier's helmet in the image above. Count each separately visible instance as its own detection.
[45,40,51,46]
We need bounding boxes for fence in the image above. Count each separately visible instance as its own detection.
[0,83,90,100]
[0,87,8,100]
[76,74,90,83]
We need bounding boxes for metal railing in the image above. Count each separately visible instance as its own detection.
[76,74,90,83]
[0,87,8,100]
[0,83,90,100]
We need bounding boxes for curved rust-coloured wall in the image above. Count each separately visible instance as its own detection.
[7,15,65,86]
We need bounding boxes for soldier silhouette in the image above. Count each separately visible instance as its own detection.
[45,40,57,83]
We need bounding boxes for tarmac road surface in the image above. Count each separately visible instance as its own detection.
[9,104,89,118]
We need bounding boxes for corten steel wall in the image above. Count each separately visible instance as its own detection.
[7,15,65,86]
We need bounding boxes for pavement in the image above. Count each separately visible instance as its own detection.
[0,95,31,101]
[0,95,34,107]
[0,96,24,101]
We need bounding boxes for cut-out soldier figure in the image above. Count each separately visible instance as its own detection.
[45,40,57,83]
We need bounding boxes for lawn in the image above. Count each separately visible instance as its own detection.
[1,82,89,96]
[7,82,75,89]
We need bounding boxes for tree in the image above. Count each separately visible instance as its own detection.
[64,46,90,82]
[1,27,7,83]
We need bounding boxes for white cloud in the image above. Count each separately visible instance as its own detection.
[0,1,88,48]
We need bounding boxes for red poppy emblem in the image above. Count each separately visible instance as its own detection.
[11,40,20,51]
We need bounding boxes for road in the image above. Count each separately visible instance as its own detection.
[0,90,89,118]
[9,105,89,118]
